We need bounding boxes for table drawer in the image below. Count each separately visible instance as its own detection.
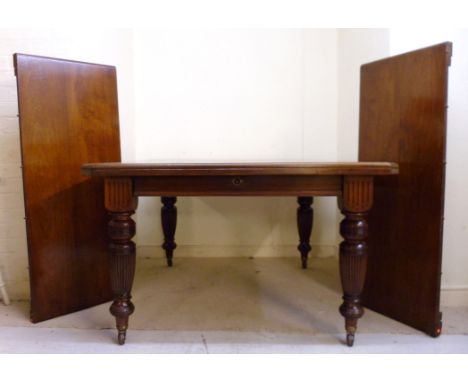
[134,175,342,196]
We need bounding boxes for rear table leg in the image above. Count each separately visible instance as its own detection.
[161,197,177,267]
[297,197,313,269]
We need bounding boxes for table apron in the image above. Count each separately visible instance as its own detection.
[133,175,342,196]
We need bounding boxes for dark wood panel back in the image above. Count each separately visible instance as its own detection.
[15,54,121,322]
[359,43,451,336]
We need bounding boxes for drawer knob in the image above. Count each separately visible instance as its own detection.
[232,178,243,186]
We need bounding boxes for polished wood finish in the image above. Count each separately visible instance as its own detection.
[15,54,120,322]
[134,175,342,196]
[83,162,398,346]
[297,197,313,269]
[82,162,399,177]
[359,42,451,337]
[338,176,373,346]
[82,163,397,197]
[105,178,138,345]
[161,197,177,267]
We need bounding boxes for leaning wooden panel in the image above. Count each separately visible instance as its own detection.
[15,54,121,322]
[359,43,451,336]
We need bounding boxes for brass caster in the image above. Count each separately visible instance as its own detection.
[118,331,126,345]
[346,333,355,347]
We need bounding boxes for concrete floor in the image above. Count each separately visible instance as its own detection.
[0,257,467,353]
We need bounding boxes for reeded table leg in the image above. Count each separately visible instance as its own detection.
[161,197,177,267]
[297,196,313,269]
[338,176,373,347]
[105,178,138,345]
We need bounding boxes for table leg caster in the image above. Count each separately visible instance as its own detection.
[346,333,355,347]
[301,256,308,269]
[118,331,126,345]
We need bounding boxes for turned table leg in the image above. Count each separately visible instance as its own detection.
[338,176,373,347]
[297,196,313,269]
[105,178,138,345]
[161,196,177,267]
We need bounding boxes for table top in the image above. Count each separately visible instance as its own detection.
[82,162,399,177]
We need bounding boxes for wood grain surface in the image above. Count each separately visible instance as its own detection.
[15,53,121,322]
[359,42,452,337]
[82,162,398,177]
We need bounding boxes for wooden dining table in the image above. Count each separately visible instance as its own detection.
[81,161,399,346]
[15,44,449,345]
